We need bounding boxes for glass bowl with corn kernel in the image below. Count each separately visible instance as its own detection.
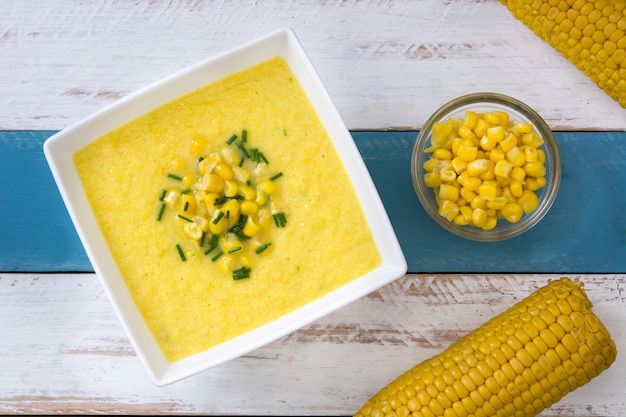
[411,92,561,241]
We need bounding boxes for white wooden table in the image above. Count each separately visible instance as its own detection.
[1,1,625,415]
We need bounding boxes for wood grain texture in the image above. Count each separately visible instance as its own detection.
[1,0,625,132]
[1,273,624,415]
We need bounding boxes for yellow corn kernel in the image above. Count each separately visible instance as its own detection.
[220,146,241,166]
[478,181,499,201]
[525,161,546,177]
[502,203,524,223]
[510,166,527,182]
[524,178,541,191]
[463,111,478,129]
[354,278,617,417]
[238,184,256,201]
[240,200,259,216]
[470,195,488,210]
[536,176,547,188]
[438,200,459,222]
[259,179,279,195]
[451,157,468,174]
[457,143,479,161]
[204,173,225,193]
[439,184,460,201]
[216,255,235,274]
[479,135,498,151]
[482,216,498,230]
[214,162,234,180]
[432,119,456,144]
[506,146,526,167]
[459,125,476,141]
[433,148,453,160]
[474,118,491,138]
[460,187,477,203]
[424,157,440,172]
[181,193,196,215]
[440,169,457,183]
[522,131,545,148]
[221,199,240,219]
[510,179,524,198]
[458,174,482,192]
[190,134,209,156]
[487,125,506,142]
[232,166,250,183]
[524,146,538,162]
[494,159,514,178]
[499,133,518,153]
[257,208,273,230]
[487,196,508,210]
[466,159,490,176]
[197,157,218,176]
[183,221,203,240]
[209,209,228,234]
[424,172,442,188]
[533,146,545,163]
[192,215,210,232]
[224,180,238,198]
[472,208,488,227]
[255,190,268,206]
[454,205,474,226]
[181,172,195,188]
[162,188,181,207]
[518,190,540,214]
[243,216,261,237]
[478,161,496,180]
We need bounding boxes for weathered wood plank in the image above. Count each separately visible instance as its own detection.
[1,273,624,415]
[1,1,624,131]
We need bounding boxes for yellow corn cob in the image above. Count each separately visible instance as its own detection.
[354,277,617,417]
[500,0,626,108]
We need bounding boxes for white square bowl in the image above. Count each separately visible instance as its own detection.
[44,28,407,386]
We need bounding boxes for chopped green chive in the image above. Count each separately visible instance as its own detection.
[178,214,193,222]
[181,188,192,194]
[249,148,259,162]
[199,232,206,247]
[208,234,219,247]
[227,134,237,145]
[273,212,287,228]
[259,152,268,164]
[211,250,223,262]
[237,142,249,158]
[176,244,186,261]
[228,246,242,254]
[157,203,166,221]
[283,128,288,136]
[232,266,251,280]
[204,245,217,255]
[255,243,272,254]
[212,211,224,224]
[159,189,167,201]
[167,173,183,181]
[229,214,248,234]
[238,156,245,167]
[270,172,283,181]
[241,129,247,143]
[214,196,228,206]
[183,201,189,212]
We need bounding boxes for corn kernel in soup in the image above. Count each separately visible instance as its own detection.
[73,57,382,362]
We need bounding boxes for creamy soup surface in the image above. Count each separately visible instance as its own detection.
[74,57,382,362]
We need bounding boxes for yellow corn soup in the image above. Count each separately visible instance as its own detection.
[74,57,381,361]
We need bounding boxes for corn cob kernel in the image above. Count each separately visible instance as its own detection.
[354,278,617,417]
[500,0,626,108]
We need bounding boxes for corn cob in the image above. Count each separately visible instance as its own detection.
[354,277,617,417]
[500,0,626,108]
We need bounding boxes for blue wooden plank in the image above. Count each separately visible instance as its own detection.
[1,130,625,273]
[354,131,626,273]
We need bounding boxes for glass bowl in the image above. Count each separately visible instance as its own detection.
[411,92,561,242]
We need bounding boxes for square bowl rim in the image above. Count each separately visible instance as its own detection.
[44,27,407,385]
